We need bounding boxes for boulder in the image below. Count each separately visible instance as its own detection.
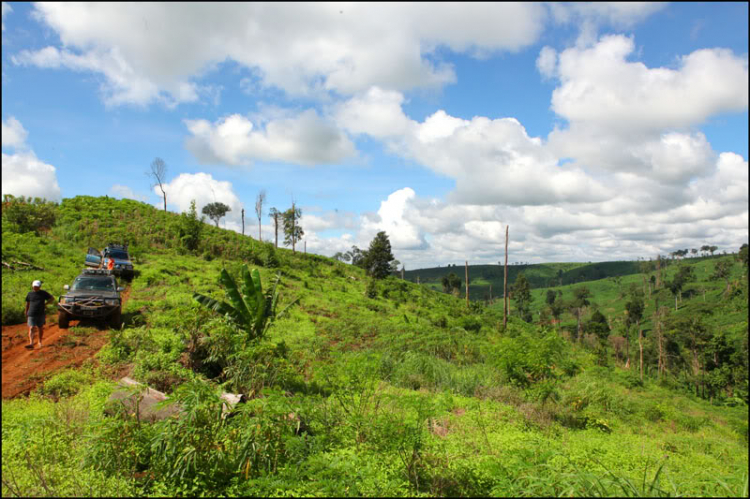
[105,377,246,422]
[104,377,181,423]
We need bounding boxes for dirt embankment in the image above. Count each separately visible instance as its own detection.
[1,288,130,399]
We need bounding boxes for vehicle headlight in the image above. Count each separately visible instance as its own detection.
[59,297,72,305]
[105,299,120,306]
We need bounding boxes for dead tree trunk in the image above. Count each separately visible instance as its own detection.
[292,202,296,254]
[241,209,245,236]
[503,225,509,329]
[465,260,469,308]
[274,214,278,248]
[638,321,643,381]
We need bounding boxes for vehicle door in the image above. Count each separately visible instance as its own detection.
[85,248,102,267]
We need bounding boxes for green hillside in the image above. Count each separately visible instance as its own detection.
[2,196,748,497]
[404,258,729,302]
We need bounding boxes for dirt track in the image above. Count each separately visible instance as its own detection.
[1,288,130,399]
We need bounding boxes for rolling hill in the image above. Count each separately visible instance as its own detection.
[2,195,747,497]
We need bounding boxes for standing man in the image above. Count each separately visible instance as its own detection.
[25,280,54,349]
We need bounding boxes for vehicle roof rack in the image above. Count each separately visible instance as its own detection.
[81,268,115,276]
[106,243,129,250]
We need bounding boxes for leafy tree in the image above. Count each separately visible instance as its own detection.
[585,310,610,340]
[389,260,401,275]
[193,264,298,343]
[545,289,557,307]
[625,293,645,379]
[570,286,591,341]
[202,202,231,228]
[550,294,565,326]
[333,251,350,262]
[347,245,367,268]
[712,260,733,295]
[701,244,711,256]
[178,200,204,252]
[282,206,303,249]
[739,243,748,267]
[441,272,461,294]
[363,231,396,279]
[1,194,57,235]
[709,245,718,256]
[511,272,533,322]
[667,278,684,311]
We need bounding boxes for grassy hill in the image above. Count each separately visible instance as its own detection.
[2,196,748,497]
[405,258,727,302]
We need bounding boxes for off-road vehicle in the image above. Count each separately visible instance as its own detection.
[85,243,135,280]
[57,269,124,328]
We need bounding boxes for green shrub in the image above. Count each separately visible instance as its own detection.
[365,279,378,298]
[40,369,94,398]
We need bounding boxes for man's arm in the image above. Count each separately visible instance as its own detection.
[25,301,29,317]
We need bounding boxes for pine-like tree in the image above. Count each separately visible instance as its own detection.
[364,231,395,279]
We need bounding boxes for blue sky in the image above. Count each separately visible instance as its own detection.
[2,2,748,268]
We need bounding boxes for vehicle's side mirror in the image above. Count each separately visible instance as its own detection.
[117,287,125,292]
[63,285,70,290]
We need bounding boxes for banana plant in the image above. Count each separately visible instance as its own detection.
[193,265,297,342]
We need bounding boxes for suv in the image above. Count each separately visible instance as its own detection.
[85,243,135,281]
[58,269,124,329]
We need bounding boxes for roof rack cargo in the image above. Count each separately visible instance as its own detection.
[82,268,115,276]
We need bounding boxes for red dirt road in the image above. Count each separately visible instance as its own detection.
[1,289,130,399]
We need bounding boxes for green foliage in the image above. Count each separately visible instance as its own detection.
[441,272,461,294]
[511,272,533,322]
[494,331,574,390]
[1,196,748,497]
[586,310,611,340]
[2,194,58,235]
[202,201,231,228]
[193,264,298,344]
[178,199,204,252]
[282,205,304,248]
[364,231,396,279]
[40,368,94,398]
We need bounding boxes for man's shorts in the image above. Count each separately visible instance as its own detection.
[27,315,45,327]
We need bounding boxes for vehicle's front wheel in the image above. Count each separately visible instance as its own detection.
[58,310,70,329]
[109,308,122,329]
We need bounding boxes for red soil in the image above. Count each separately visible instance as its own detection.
[1,288,130,399]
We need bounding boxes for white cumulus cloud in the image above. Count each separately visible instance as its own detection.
[16,3,548,106]
[1,117,61,201]
[185,110,356,167]
[2,151,61,201]
[159,172,244,229]
[2,116,28,149]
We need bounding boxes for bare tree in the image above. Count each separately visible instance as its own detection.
[147,157,168,212]
[255,190,266,241]
[465,260,469,308]
[503,225,509,328]
[241,208,245,236]
[269,208,280,248]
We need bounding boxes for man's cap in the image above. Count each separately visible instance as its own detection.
[32,280,42,288]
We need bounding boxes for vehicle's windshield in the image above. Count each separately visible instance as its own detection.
[71,277,115,291]
[108,250,129,260]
